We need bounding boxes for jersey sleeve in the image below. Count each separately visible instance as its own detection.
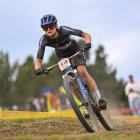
[36,36,46,59]
[61,26,83,37]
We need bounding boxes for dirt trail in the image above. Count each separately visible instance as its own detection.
[0,116,140,137]
[0,118,85,136]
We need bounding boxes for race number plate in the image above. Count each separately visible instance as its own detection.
[58,58,71,71]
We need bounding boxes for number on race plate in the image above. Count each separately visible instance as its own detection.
[58,58,71,71]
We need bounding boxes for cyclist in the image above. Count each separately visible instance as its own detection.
[35,14,106,110]
[41,86,61,112]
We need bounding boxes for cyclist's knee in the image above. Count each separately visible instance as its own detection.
[77,66,87,77]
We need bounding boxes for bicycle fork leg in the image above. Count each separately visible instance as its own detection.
[75,75,99,131]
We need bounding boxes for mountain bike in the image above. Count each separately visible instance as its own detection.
[43,49,114,132]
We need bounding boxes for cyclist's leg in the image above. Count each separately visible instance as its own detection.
[77,65,98,92]
[71,55,100,96]
[71,53,106,109]
[77,65,106,109]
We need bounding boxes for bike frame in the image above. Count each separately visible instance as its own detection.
[62,66,91,105]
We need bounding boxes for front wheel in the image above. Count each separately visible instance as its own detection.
[63,75,99,132]
[93,105,114,131]
[87,89,114,131]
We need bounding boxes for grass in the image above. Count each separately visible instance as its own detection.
[0,116,140,140]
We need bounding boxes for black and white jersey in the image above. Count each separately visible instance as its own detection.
[37,26,83,59]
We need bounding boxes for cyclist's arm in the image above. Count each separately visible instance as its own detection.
[35,58,42,70]
[61,26,92,46]
[82,32,91,44]
[35,46,45,70]
[61,26,83,37]
[35,36,46,70]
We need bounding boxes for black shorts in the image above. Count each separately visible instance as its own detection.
[55,40,86,68]
[70,53,86,68]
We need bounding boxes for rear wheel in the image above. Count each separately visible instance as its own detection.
[63,75,99,132]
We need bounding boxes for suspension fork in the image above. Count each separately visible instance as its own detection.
[62,69,89,106]
[74,70,91,103]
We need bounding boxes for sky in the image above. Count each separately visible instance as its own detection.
[0,0,140,81]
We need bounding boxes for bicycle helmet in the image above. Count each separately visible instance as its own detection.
[41,14,57,28]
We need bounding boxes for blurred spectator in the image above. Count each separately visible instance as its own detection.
[25,96,34,111]
[12,105,19,111]
[39,97,47,112]
[125,75,140,115]
[26,96,46,112]
[59,86,71,109]
[41,86,61,112]
[31,97,42,112]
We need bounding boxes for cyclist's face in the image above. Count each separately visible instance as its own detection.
[43,24,57,37]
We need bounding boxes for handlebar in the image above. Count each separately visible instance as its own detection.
[44,49,85,73]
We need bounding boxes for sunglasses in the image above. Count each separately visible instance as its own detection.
[43,24,55,31]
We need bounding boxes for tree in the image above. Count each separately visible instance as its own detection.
[44,52,63,90]
[0,51,17,106]
[12,56,47,106]
[12,53,62,107]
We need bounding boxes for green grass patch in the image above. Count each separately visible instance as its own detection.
[0,116,140,140]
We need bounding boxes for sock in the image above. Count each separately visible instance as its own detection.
[91,90,101,103]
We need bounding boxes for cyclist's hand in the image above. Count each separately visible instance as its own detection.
[84,43,91,50]
[35,68,45,75]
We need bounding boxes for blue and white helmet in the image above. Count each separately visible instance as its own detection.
[41,14,57,28]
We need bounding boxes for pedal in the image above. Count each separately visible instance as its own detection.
[83,109,90,119]
[98,98,107,110]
